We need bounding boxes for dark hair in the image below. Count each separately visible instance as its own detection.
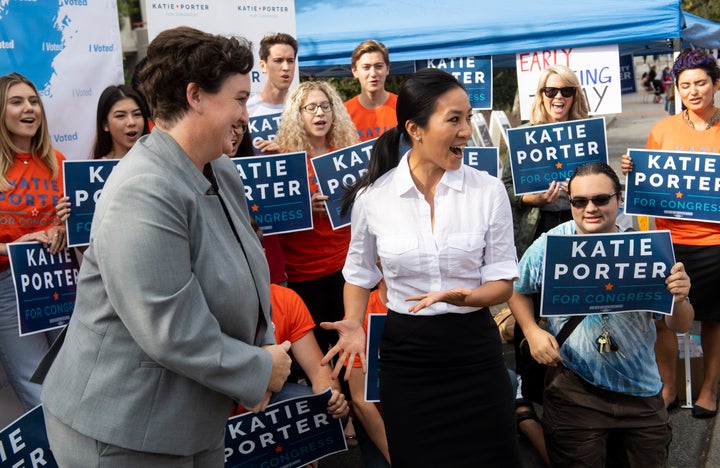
[139,26,253,127]
[130,56,151,115]
[672,48,720,83]
[568,162,622,195]
[93,84,150,159]
[258,33,298,61]
[232,125,255,157]
[340,68,465,215]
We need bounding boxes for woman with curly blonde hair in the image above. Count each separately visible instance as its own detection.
[275,80,359,355]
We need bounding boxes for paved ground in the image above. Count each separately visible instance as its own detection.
[321,90,720,467]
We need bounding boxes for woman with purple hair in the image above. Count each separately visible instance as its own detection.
[622,48,720,419]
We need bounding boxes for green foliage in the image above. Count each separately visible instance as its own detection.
[682,0,720,23]
[117,0,141,30]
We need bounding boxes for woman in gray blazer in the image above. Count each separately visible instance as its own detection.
[39,26,292,467]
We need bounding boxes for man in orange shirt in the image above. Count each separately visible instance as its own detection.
[344,40,397,142]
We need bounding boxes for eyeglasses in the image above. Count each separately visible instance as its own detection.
[569,193,618,209]
[542,87,577,98]
[301,102,333,114]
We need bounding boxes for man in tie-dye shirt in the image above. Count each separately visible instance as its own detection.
[511,162,694,468]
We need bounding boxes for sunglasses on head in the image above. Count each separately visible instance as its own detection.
[569,192,618,209]
[542,87,577,98]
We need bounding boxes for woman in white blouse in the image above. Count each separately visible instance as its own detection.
[322,68,520,467]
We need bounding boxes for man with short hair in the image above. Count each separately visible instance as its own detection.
[247,32,298,119]
[511,162,694,467]
[344,40,397,141]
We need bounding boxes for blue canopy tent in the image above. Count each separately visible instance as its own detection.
[682,11,720,49]
[296,0,718,76]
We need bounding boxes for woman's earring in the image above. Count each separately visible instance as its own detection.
[415,136,422,142]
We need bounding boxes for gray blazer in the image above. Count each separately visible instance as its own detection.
[40,130,274,456]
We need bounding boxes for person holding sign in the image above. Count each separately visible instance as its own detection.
[344,40,398,142]
[92,84,150,160]
[621,48,720,418]
[38,27,292,466]
[246,33,298,154]
[274,81,359,356]
[513,162,694,467]
[504,65,590,441]
[247,33,298,118]
[0,73,67,411]
[503,65,590,258]
[326,68,520,467]
[54,84,151,223]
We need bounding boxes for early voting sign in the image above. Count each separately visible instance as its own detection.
[365,314,387,403]
[540,231,675,317]
[8,243,79,336]
[464,147,499,177]
[224,389,346,467]
[248,112,281,155]
[507,117,608,195]
[0,405,56,468]
[63,159,120,247]
[624,149,720,223]
[232,153,312,235]
[311,140,375,230]
[416,56,492,109]
[516,44,622,120]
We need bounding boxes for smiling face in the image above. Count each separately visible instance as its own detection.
[301,89,334,143]
[200,73,250,156]
[542,73,574,123]
[104,97,145,158]
[411,86,472,172]
[569,173,620,235]
[352,51,389,95]
[4,83,42,152]
[260,43,296,93]
[677,68,720,116]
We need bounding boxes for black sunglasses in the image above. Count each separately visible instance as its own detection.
[569,193,618,209]
[542,87,577,98]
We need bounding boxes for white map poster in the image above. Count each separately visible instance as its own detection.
[144,0,297,95]
[0,0,124,160]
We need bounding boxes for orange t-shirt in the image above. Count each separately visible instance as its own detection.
[269,283,316,343]
[1,150,65,271]
[232,284,315,416]
[344,93,398,142]
[278,151,350,282]
[645,114,720,245]
[353,289,388,369]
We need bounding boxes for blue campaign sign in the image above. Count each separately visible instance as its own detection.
[232,153,313,235]
[624,149,720,223]
[365,313,387,403]
[7,243,79,336]
[416,56,493,109]
[63,159,120,247]
[248,112,282,155]
[507,117,608,195]
[619,54,636,94]
[540,231,675,317]
[224,389,346,468]
[463,147,499,177]
[0,405,57,468]
[310,140,375,230]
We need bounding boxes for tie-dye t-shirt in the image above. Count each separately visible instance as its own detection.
[514,220,662,397]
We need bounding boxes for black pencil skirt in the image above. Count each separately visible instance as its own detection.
[379,309,520,468]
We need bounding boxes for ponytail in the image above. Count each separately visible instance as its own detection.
[340,127,403,216]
